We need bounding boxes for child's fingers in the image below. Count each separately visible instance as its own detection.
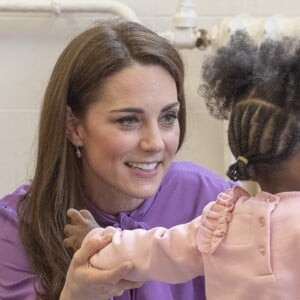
[63,237,71,248]
[64,224,78,237]
[67,208,80,217]
[63,236,81,251]
[67,208,85,224]
[79,209,95,220]
[63,236,73,248]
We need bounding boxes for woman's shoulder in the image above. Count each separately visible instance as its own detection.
[0,184,31,242]
[0,184,30,238]
[160,161,236,204]
[166,161,234,187]
[170,161,218,174]
[0,184,36,299]
[0,184,30,217]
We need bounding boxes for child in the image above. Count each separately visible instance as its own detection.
[64,31,300,299]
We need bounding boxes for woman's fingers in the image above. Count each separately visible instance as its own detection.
[105,261,134,283]
[80,236,112,262]
[103,261,144,291]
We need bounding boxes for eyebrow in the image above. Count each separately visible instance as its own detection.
[110,102,180,114]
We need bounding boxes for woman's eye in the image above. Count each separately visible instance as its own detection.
[117,116,139,129]
[160,112,178,127]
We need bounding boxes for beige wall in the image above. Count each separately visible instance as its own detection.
[1,0,299,197]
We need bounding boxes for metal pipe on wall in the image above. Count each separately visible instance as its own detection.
[0,0,209,50]
[0,0,139,22]
[0,1,299,50]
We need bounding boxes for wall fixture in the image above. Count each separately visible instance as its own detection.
[0,1,298,50]
[0,0,139,22]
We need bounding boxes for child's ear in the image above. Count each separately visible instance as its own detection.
[66,106,84,147]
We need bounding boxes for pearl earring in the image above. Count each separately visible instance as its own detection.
[76,147,82,158]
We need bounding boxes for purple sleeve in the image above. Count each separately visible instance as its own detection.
[0,195,39,299]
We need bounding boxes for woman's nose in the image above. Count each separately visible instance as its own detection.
[139,124,164,152]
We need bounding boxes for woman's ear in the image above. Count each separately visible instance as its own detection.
[66,106,84,146]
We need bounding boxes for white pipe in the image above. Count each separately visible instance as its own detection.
[173,0,198,28]
[160,0,200,49]
[0,0,139,22]
[0,0,205,49]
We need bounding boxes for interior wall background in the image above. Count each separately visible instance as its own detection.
[0,0,299,197]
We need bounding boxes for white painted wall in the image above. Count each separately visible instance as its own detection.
[1,0,300,197]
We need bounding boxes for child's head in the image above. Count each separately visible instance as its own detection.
[201,31,300,183]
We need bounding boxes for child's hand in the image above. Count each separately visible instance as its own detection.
[64,208,100,251]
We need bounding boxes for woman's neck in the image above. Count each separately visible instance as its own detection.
[91,194,145,215]
[84,181,145,215]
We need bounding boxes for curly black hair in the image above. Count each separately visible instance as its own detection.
[200,30,300,181]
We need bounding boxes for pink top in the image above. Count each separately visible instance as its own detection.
[84,186,300,299]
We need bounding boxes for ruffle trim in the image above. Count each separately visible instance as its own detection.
[197,186,249,254]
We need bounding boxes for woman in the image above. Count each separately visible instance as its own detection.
[0,19,233,299]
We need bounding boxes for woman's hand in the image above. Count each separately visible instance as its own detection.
[60,236,143,300]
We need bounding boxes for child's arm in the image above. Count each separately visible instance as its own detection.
[85,215,204,284]
[84,189,237,284]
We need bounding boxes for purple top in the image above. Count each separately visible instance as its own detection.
[0,161,234,300]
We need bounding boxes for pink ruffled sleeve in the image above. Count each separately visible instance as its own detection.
[197,186,249,254]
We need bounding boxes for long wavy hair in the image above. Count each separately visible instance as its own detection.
[18,19,186,299]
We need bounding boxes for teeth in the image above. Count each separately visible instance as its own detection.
[128,162,157,171]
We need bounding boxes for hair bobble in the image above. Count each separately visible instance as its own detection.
[237,156,248,165]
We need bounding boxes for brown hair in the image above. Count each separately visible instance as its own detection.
[18,19,186,299]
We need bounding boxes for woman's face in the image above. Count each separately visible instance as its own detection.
[75,64,180,210]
